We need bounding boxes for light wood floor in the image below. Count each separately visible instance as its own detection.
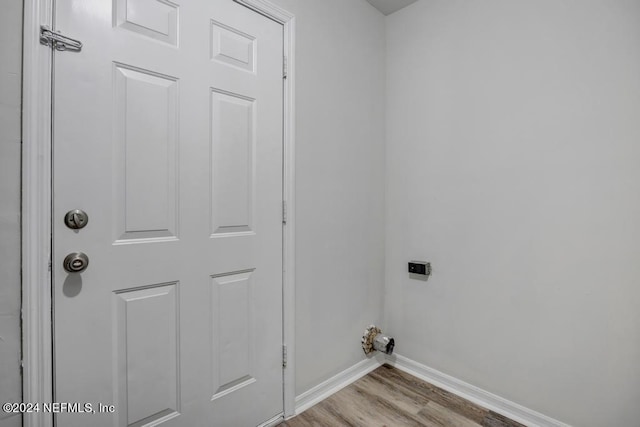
[282,364,525,427]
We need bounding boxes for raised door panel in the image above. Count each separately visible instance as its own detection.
[210,20,256,73]
[115,0,179,46]
[209,89,255,237]
[210,270,255,400]
[114,283,180,426]
[113,63,179,243]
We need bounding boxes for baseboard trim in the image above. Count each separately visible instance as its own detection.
[294,356,382,415]
[257,413,284,427]
[387,354,571,427]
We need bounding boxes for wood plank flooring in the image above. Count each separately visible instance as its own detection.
[282,364,525,427]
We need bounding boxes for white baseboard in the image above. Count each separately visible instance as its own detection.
[257,413,284,427]
[292,353,569,427]
[294,356,382,415]
[387,354,571,427]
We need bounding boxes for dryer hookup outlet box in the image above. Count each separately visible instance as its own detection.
[408,261,431,277]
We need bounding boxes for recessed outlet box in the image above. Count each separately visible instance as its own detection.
[408,261,431,277]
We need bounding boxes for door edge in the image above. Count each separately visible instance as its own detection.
[22,0,54,426]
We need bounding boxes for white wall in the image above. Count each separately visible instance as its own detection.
[386,1,640,426]
[0,1,23,426]
[269,0,387,395]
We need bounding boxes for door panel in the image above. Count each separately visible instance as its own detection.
[211,270,256,399]
[113,63,179,242]
[52,1,284,426]
[114,283,180,426]
[209,89,255,236]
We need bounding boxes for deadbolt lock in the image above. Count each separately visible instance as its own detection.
[63,252,89,273]
[64,209,89,230]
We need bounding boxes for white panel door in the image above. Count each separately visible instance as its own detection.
[52,1,284,426]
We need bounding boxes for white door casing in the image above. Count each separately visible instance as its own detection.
[48,0,289,426]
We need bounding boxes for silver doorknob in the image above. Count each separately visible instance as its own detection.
[63,252,89,273]
[64,209,89,230]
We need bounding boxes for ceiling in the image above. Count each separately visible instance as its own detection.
[365,0,419,16]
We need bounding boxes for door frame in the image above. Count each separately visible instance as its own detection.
[21,1,296,425]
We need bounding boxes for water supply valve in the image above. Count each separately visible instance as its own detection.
[361,325,395,355]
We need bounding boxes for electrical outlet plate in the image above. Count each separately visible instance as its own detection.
[408,261,431,278]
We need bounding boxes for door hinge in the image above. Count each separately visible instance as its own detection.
[282,344,288,368]
[40,25,83,52]
[282,200,287,225]
[283,56,288,79]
